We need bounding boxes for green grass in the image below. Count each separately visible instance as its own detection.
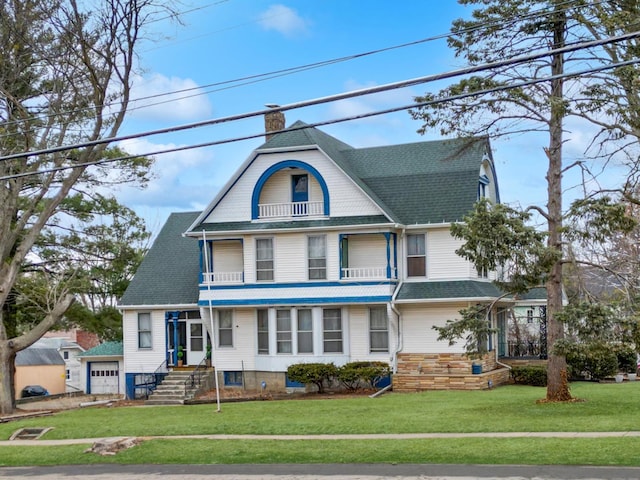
[1,382,640,466]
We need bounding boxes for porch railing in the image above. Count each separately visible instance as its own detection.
[341,267,395,280]
[506,341,542,358]
[202,271,243,284]
[258,201,323,218]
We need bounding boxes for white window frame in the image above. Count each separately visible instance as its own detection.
[137,312,152,349]
[256,237,274,282]
[297,308,314,354]
[307,235,327,280]
[407,233,426,277]
[369,306,389,353]
[257,309,269,354]
[276,309,292,354]
[218,310,234,348]
[322,308,343,354]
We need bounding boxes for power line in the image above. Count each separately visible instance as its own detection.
[1,29,637,164]
[0,0,601,139]
[2,55,638,181]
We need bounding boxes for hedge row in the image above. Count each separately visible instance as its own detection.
[287,361,390,393]
[510,365,547,386]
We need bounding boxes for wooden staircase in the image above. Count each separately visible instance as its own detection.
[144,369,200,405]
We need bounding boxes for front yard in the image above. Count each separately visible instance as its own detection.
[1,382,640,466]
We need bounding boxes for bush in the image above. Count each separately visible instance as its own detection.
[336,361,391,391]
[563,341,618,381]
[286,362,338,393]
[615,346,637,373]
[510,366,547,386]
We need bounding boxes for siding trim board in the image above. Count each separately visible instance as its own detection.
[199,295,391,306]
[199,280,397,290]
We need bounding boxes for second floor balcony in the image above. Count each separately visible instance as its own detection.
[258,201,324,219]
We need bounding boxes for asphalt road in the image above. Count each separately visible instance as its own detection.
[2,464,640,479]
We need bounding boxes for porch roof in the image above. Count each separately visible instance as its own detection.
[395,280,508,301]
[193,215,391,233]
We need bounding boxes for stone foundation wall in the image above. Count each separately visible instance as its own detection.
[393,352,509,391]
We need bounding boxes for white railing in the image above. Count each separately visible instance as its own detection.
[202,271,243,284]
[258,201,324,218]
[341,267,392,280]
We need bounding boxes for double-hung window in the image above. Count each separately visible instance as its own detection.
[137,312,152,349]
[297,309,313,354]
[218,310,233,347]
[369,306,389,353]
[323,308,343,353]
[276,309,292,353]
[257,309,269,354]
[308,235,326,280]
[256,238,274,281]
[407,234,426,277]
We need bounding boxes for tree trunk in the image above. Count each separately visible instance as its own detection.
[545,4,572,402]
[0,341,17,415]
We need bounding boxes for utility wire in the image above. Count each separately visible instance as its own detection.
[1,56,638,181]
[0,0,601,137]
[1,29,637,164]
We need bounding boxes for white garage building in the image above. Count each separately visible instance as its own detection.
[78,341,124,395]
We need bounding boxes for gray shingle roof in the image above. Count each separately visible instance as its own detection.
[120,212,201,307]
[259,121,490,224]
[396,281,507,301]
[16,348,65,366]
[194,215,391,232]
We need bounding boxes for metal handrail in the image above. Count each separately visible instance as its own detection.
[184,358,209,397]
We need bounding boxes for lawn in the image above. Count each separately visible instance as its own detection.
[1,382,640,467]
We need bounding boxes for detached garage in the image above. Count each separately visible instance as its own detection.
[78,341,124,396]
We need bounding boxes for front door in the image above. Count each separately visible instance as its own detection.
[188,320,206,365]
[291,174,308,215]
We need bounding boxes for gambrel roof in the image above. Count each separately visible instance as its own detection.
[253,120,496,225]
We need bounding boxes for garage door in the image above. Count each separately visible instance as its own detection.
[90,362,119,394]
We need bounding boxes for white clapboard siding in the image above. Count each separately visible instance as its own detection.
[427,229,470,279]
[123,309,168,373]
[400,305,465,353]
[203,150,383,224]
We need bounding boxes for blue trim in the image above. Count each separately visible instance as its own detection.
[86,362,92,394]
[338,234,345,279]
[200,280,396,291]
[384,233,391,279]
[125,373,136,399]
[199,295,391,306]
[251,160,330,219]
[166,311,180,365]
[198,240,204,283]
[393,233,398,279]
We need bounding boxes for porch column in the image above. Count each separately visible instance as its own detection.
[384,233,391,279]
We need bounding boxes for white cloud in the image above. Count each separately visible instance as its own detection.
[258,4,309,37]
[128,73,213,122]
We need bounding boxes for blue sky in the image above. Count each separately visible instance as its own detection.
[114,0,627,235]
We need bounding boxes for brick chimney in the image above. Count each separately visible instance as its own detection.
[264,104,285,141]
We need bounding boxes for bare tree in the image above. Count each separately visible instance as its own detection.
[0,0,178,414]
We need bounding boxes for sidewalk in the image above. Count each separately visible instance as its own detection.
[2,431,640,447]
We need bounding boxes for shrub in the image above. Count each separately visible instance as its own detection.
[562,341,618,381]
[510,366,547,386]
[615,346,637,373]
[286,362,338,393]
[336,361,391,391]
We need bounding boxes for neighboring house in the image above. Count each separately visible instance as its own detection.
[15,348,66,399]
[501,288,548,360]
[33,337,85,392]
[78,341,124,395]
[120,111,531,398]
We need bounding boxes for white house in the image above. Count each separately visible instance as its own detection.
[119,111,539,398]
